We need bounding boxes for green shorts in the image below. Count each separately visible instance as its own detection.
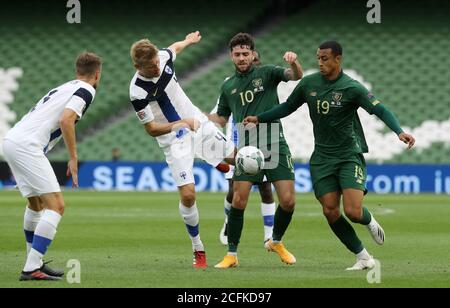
[233,154,295,183]
[310,152,367,198]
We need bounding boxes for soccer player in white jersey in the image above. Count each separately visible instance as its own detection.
[2,52,102,281]
[129,32,235,268]
[211,51,277,246]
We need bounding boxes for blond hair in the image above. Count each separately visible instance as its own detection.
[130,39,158,68]
[76,52,102,77]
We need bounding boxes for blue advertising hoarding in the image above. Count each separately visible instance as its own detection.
[67,162,450,194]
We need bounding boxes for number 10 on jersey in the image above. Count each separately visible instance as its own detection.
[240,90,254,106]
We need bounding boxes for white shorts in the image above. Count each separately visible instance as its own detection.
[163,121,235,187]
[2,139,61,198]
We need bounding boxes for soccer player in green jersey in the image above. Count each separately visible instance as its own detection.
[244,41,415,270]
[208,33,303,268]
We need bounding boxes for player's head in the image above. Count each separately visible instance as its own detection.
[76,52,102,89]
[253,50,261,66]
[317,40,342,78]
[131,39,160,78]
[229,33,255,73]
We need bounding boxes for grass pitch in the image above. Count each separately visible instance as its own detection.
[0,190,449,288]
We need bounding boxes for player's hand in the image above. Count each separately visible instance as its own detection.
[186,31,202,45]
[283,51,298,65]
[242,116,259,126]
[399,132,415,149]
[66,158,78,188]
[182,118,201,132]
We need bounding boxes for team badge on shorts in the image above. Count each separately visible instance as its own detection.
[180,171,187,180]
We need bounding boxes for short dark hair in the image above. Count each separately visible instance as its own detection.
[229,33,255,51]
[76,51,102,77]
[319,41,342,56]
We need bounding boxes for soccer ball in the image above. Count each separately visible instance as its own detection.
[236,146,265,176]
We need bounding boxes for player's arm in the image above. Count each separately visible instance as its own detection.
[243,80,306,125]
[168,31,202,55]
[208,89,231,127]
[59,108,79,187]
[283,51,303,81]
[132,97,199,137]
[144,119,199,137]
[207,113,229,128]
[355,86,415,149]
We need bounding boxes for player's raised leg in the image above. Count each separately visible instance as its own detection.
[178,184,207,268]
[265,180,296,265]
[342,189,385,245]
[21,192,65,281]
[319,190,375,271]
[215,181,253,269]
[258,181,275,244]
[220,179,234,245]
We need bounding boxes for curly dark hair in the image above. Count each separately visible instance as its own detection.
[229,33,255,51]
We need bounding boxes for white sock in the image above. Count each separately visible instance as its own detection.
[179,202,204,252]
[23,210,61,272]
[356,248,371,260]
[23,206,43,256]
[224,198,232,222]
[227,252,237,257]
[261,202,275,241]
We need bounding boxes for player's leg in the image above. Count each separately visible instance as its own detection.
[219,179,234,245]
[2,140,63,280]
[177,183,207,268]
[342,189,384,244]
[265,180,296,264]
[263,154,296,264]
[258,181,275,243]
[340,156,385,245]
[21,192,64,280]
[23,197,44,256]
[215,180,253,268]
[315,176,374,270]
[196,120,236,171]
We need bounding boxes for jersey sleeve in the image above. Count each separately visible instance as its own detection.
[130,85,154,124]
[161,48,176,62]
[217,86,231,118]
[66,87,94,119]
[257,78,306,122]
[267,64,289,84]
[351,82,380,114]
[285,78,307,107]
[351,82,403,135]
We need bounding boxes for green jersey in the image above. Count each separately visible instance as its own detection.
[261,71,387,158]
[217,65,291,155]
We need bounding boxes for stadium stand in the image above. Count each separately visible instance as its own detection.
[0,0,271,161]
[1,0,448,163]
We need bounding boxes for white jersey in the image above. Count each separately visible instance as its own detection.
[129,48,207,148]
[4,80,95,154]
[211,95,238,147]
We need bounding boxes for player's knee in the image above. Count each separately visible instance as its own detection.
[322,206,340,222]
[232,193,247,210]
[344,207,362,223]
[48,200,65,215]
[181,192,196,207]
[279,194,295,211]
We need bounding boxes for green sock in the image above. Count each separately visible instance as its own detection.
[359,207,372,225]
[272,205,294,242]
[329,215,364,254]
[227,207,245,253]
